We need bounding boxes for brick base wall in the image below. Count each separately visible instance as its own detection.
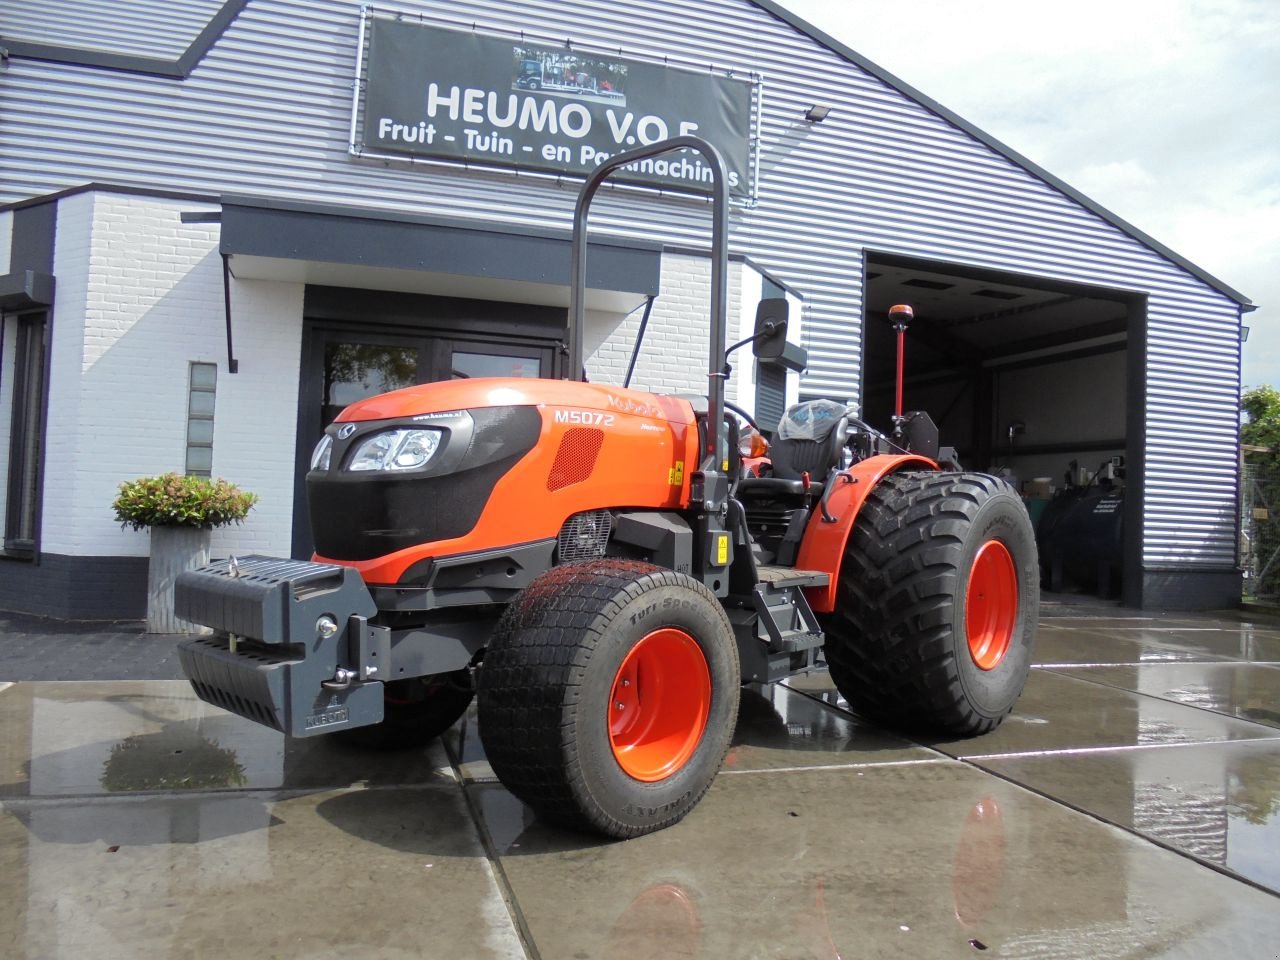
[0,554,148,620]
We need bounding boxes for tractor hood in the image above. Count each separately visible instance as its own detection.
[335,377,696,427]
[311,376,702,584]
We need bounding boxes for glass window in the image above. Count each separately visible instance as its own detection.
[451,352,541,380]
[323,342,420,426]
[5,313,48,554]
[185,362,217,477]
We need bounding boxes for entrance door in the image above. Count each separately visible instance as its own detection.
[293,327,555,558]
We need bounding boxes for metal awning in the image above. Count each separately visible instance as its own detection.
[0,270,55,310]
[217,197,661,314]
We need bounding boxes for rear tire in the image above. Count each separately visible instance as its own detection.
[821,471,1038,736]
[333,672,473,750]
[477,559,740,839]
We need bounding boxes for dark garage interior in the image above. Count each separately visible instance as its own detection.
[858,252,1144,602]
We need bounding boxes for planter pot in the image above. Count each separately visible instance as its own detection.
[147,526,212,634]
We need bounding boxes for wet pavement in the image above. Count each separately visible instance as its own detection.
[2,605,1280,957]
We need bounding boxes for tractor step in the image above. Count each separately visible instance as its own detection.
[768,630,824,653]
[755,565,830,590]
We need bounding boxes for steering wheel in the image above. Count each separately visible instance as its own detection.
[724,400,760,432]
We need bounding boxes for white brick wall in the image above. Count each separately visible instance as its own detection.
[586,251,745,399]
[209,275,303,558]
[42,193,303,558]
[726,262,804,420]
[0,210,12,272]
[732,264,765,413]
[585,252,803,417]
[41,192,95,553]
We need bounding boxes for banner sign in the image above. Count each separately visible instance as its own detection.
[359,18,756,199]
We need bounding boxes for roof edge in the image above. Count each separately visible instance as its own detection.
[0,183,219,212]
[0,0,246,79]
[751,0,1252,308]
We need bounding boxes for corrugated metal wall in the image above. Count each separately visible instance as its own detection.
[0,0,1243,571]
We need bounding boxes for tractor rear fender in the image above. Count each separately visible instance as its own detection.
[795,454,938,613]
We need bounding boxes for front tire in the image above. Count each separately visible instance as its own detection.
[821,471,1038,736]
[477,559,740,838]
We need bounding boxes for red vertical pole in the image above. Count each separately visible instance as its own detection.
[895,326,905,420]
[888,304,913,434]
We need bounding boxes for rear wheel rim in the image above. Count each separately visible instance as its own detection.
[609,628,711,782]
[966,540,1018,670]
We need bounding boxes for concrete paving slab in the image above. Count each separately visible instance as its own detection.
[468,762,1280,959]
[1050,662,1280,729]
[976,739,1280,896]
[0,681,455,799]
[0,785,524,960]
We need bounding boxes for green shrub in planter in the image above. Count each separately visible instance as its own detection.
[113,473,257,530]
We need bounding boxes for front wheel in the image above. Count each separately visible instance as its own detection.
[821,471,1038,736]
[477,560,740,839]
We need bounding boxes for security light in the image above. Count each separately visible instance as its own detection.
[804,104,831,122]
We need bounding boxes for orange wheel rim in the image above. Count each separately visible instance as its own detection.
[966,540,1018,670]
[609,628,711,782]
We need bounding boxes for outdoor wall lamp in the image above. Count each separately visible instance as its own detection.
[804,104,831,122]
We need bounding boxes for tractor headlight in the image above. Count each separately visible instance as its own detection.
[310,435,332,471]
[347,428,443,472]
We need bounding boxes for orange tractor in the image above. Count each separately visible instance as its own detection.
[176,137,1038,838]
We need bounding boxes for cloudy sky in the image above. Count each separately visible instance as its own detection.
[780,0,1279,389]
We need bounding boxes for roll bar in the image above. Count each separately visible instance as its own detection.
[567,135,730,471]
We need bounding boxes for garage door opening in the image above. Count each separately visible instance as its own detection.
[860,253,1145,605]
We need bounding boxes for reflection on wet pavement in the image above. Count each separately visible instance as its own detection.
[1052,662,1280,729]
[1039,619,1280,665]
[4,611,1280,957]
[1033,623,1280,666]
[1031,626,1225,665]
[978,740,1280,895]
[0,682,454,798]
[788,669,1280,757]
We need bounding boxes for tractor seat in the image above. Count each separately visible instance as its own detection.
[738,400,850,501]
[738,476,811,498]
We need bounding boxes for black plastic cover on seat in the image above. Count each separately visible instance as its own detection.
[771,400,849,480]
[738,400,849,499]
